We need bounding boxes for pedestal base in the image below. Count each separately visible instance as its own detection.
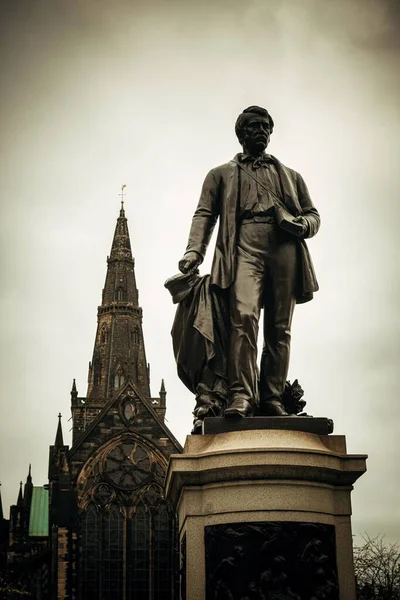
[203,415,334,435]
[166,428,367,600]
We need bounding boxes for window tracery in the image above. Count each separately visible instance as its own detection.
[78,434,176,599]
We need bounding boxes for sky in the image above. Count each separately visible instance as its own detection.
[0,0,399,545]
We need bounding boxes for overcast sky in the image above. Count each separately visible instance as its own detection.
[0,0,399,544]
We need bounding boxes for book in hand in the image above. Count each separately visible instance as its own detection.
[274,203,304,236]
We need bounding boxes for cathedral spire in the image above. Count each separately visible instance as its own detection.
[24,464,33,508]
[17,481,23,506]
[86,203,151,399]
[55,413,64,447]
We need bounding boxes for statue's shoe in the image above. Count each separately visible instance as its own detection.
[224,398,254,418]
[260,399,289,416]
[191,419,204,435]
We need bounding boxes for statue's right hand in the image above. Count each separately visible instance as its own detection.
[178,252,201,274]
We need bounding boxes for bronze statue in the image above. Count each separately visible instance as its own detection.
[166,106,320,433]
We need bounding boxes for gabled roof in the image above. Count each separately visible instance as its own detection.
[29,487,49,537]
[69,379,183,458]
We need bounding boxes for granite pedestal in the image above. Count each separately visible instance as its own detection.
[165,419,367,600]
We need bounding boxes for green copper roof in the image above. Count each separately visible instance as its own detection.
[29,487,49,537]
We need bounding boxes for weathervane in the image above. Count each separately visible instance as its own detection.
[119,184,127,209]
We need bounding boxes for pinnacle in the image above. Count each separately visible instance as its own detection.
[55,413,64,447]
[17,481,23,506]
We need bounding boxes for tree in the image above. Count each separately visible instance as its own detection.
[354,534,400,600]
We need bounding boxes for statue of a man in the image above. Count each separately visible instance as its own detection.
[177,106,320,423]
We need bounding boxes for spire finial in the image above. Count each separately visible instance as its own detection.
[159,378,166,406]
[71,379,78,400]
[119,184,127,216]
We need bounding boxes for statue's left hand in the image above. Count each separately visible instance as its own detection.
[292,216,309,237]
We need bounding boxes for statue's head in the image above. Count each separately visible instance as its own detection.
[235,105,274,155]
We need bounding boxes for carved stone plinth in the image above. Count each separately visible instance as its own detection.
[165,428,367,600]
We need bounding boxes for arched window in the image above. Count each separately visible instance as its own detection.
[94,361,102,387]
[116,287,124,301]
[100,326,108,344]
[78,439,177,600]
[131,328,140,346]
[114,365,125,389]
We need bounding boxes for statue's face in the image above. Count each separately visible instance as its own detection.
[241,115,271,154]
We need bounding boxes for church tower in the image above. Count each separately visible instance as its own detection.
[70,202,167,444]
[49,201,181,600]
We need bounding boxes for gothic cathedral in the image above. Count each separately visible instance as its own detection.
[2,204,182,599]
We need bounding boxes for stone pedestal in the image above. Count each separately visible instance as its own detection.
[165,424,367,600]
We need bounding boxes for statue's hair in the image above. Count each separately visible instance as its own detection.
[235,105,274,142]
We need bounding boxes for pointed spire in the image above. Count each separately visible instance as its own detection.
[71,378,78,403]
[86,203,150,400]
[17,481,23,506]
[24,464,33,508]
[109,198,133,262]
[55,413,64,447]
[159,379,166,409]
[0,482,3,520]
[160,379,166,393]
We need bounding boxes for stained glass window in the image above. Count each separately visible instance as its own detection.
[79,441,177,600]
[127,504,150,600]
[103,505,124,600]
[153,503,173,600]
[81,504,102,600]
